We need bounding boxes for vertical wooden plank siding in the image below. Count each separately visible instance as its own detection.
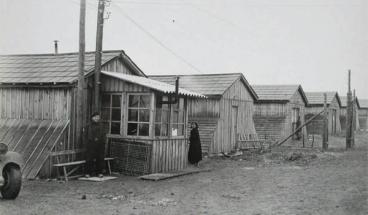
[305,95,342,135]
[150,138,188,173]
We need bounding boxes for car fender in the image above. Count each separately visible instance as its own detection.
[0,151,24,177]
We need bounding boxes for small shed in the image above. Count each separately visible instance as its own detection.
[358,99,368,131]
[339,96,360,131]
[149,73,258,155]
[305,92,342,135]
[252,85,308,143]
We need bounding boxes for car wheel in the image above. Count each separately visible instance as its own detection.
[1,165,22,199]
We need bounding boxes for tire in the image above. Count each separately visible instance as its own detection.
[1,166,22,199]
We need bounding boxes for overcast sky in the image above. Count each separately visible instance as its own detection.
[0,0,367,98]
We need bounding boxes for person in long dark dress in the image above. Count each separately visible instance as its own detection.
[188,122,202,167]
[85,112,105,178]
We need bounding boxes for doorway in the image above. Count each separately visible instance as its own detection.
[231,106,238,148]
[292,107,301,140]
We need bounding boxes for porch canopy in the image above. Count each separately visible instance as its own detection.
[101,71,206,98]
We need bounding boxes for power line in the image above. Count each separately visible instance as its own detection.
[112,2,205,74]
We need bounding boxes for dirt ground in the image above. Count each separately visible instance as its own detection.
[1,133,367,215]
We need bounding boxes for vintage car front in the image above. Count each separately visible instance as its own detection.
[0,142,23,199]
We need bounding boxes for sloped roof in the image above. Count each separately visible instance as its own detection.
[102,71,205,98]
[0,50,145,84]
[340,96,360,108]
[357,98,368,109]
[149,73,258,99]
[252,85,308,104]
[305,92,341,107]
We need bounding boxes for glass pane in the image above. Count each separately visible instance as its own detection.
[179,98,184,109]
[155,109,162,122]
[129,95,139,107]
[162,110,170,124]
[178,111,184,123]
[139,123,149,136]
[102,94,110,108]
[172,110,178,123]
[111,109,121,121]
[155,95,162,108]
[177,124,184,136]
[127,123,138,135]
[139,109,150,122]
[112,95,121,108]
[128,109,138,121]
[110,122,120,135]
[101,108,110,121]
[162,96,169,109]
[140,95,151,108]
[161,124,168,136]
[155,124,161,136]
[171,124,178,136]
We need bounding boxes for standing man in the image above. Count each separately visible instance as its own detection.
[85,112,105,178]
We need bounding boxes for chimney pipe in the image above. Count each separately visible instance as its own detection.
[54,40,59,55]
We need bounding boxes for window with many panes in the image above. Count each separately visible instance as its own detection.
[101,94,122,135]
[127,94,151,136]
[155,96,185,137]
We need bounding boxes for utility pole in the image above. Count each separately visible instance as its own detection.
[322,93,328,151]
[94,0,106,114]
[346,70,353,149]
[77,0,86,146]
[352,89,356,147]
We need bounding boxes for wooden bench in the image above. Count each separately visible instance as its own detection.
[54,157,115,182]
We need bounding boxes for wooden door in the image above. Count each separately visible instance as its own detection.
[292,108,300,140]
[231,106,238,148]
[331,109,337,134]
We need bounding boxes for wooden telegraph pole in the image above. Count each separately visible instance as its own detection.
[346,70,354,149]
[94,0,106,114]
[352,89,356,147]
[77,0,86,146]
[322,93,328,150]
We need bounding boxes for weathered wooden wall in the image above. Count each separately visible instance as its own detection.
[358,109,368,131]
[340,102,360,131]
[285,90,307,138]
[0,87,71,120]
[214,79,256,153]
[305,96,341,135]
[254,91,307,143]
[151,138,188,173]
[0,86,78,178]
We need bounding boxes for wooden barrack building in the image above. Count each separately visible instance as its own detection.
[0,50,204,178]
[305,92,342,135]
[150,73,258,155]
[252,85,308,143]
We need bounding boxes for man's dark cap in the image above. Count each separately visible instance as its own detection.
[91,112,100,117]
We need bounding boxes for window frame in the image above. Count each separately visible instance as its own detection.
[101,93,123,136]
[126,92,154,138]
[153,95,186,139]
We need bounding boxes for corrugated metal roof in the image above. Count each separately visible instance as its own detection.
[305,92,341,107]
[252,85,308,104]
[0,50,145,84]
[149,73,257,99]
[102,71,206,98]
